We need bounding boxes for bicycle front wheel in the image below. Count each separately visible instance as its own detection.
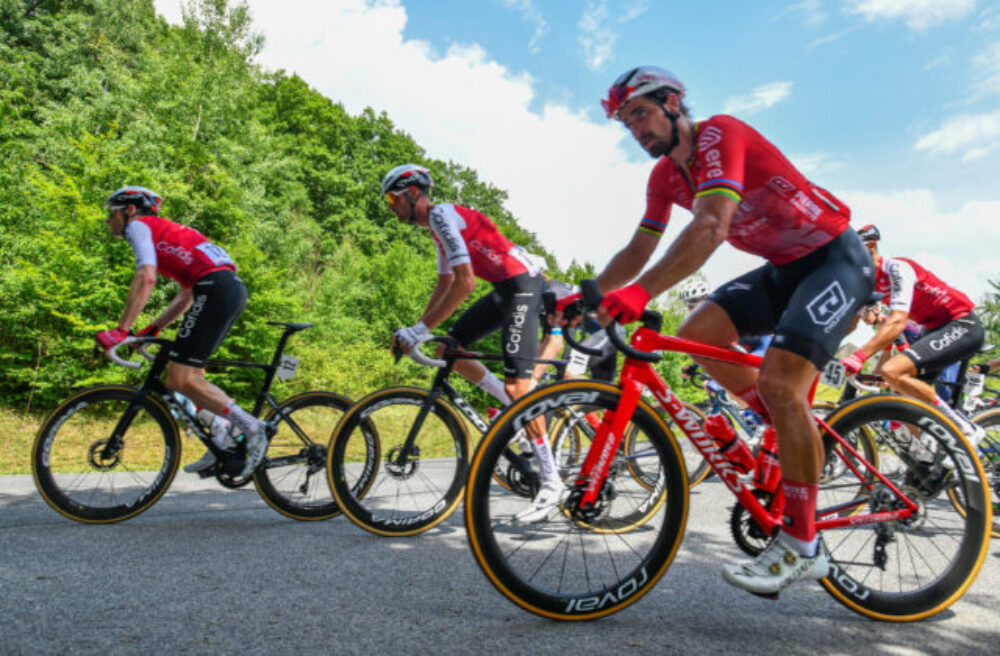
[254,391,358,521]
[327,387,470,537]
[465,380,688,620]
[31,386,180,523]
[819,395,992,621]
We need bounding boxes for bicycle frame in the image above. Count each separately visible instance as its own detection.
[108,323,314,465]
[392,348,569,466]
[572,326,920,538]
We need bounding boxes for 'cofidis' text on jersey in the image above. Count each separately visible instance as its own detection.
[876,256,973,330]
[125,215,236,288]
[429,204,531,283]
[641,115,850,265]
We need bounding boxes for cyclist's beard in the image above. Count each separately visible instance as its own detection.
[639,131,673,158]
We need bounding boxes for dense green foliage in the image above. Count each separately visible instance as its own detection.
[0,0,700,414]
[0,0,570,411]
[976,280,1000,365]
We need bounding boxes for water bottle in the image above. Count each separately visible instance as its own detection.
[704,414,755,474]
[196,408,233,449]
[754,427,781,493]
[172,392,198,418]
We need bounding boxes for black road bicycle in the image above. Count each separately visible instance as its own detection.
[32,322,369,523]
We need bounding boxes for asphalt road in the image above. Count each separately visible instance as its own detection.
[1,473,997,655]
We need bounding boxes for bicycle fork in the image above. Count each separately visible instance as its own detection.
[572,378,643,510]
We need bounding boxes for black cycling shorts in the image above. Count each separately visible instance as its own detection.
[448,273,542,379]
[166,269,247,368]
[708,230,875,369]
[904,312,985,380]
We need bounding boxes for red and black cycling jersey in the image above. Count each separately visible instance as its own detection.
[641,115,850,265]
[124,215,236,289]
[428,204,532,283]
[875,256,974,330]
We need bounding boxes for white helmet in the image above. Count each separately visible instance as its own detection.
[679,280,709,303]
[601,66,686,119]
[381,164,433,195]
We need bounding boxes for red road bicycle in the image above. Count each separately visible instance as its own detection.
[464,285,992,622]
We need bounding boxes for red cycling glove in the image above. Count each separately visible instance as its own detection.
[135,324,160,338]
[601,283,651,324]
[841,348,868,375]
[555,292,582,314]
[95,327,130,352]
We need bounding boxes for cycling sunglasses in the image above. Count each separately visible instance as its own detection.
[385,190,408,207]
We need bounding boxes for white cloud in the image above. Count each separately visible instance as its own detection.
[845,0,977,31]
[914,109,1000,160]
[972,42,1000,97]
[154,0,651,272]
[151,1,999,311]
[500,0,547,54]
[775,0,828,26]
[722,82,794,115]
[577,0,649,71]
[840,189,1000,301]
[787,152,844,176]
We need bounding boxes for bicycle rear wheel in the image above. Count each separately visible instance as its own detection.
[327,387,470,536]
[818,395,991,621]
[31,386,180,523]
[647,402,711,488]
[465,380,688,620]
[254,391,361,521]
[547,405,671,534]
[952,408,1000,537]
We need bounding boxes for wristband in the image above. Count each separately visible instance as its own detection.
[550,327,563,336]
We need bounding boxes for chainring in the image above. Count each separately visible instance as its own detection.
[729,490,775,556]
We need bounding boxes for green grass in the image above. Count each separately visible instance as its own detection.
[1,409,40,475]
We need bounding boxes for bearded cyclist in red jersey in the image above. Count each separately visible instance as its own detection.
[570,66,875,595]
[381,165,562,522]
[842,225,985,440]
[96,187,267,477]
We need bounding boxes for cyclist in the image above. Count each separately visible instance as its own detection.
[971,357,1000,375]
[96,186,266,477]
[569,66,874,595]
[381,165,561,522]
[841,225,985,438]
[536,277,617,384]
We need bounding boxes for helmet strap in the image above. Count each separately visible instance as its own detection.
[404,188,418,224]
[659,104,681,158]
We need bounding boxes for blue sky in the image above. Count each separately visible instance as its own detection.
[155,0,1000,303]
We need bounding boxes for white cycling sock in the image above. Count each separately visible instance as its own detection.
[779,530,819,558]
[476,371,512,406]
[225,400,261,436]
[933,396,976,437]
[531,434,560,484]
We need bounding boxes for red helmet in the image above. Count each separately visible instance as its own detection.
[601,66,686,119]
[856,224,881,242]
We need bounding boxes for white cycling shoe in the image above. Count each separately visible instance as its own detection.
[721,532,830,596]
[239,425,269,477]
[514,480,567,524]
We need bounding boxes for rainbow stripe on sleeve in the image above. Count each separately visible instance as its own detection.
[638,216,667,236]
[695,178,742,203]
